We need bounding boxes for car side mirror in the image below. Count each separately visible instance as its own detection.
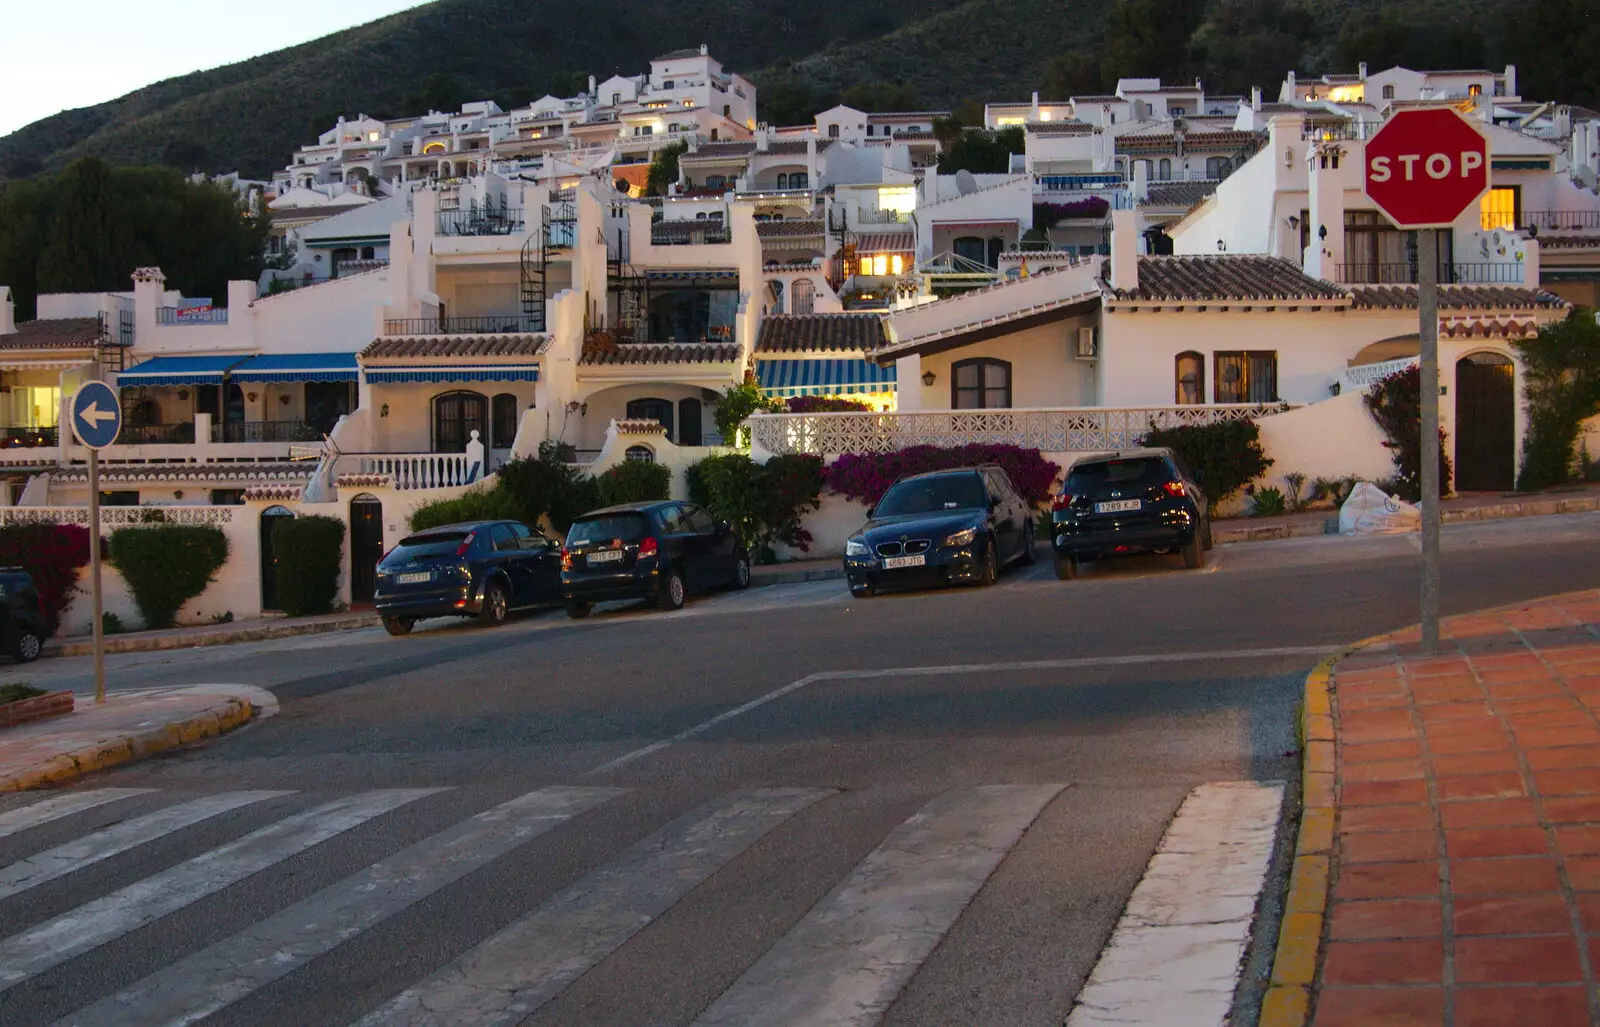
[865,505,875,519]
[989,497,1002,511]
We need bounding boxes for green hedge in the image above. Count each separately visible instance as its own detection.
[1515,310,1600,490]
[108,525,229,629]
[595,460,672,507]
[495,441,601,533]
[271,515,346,616]
[1139,420,1273,515]
[688,453,823,561]
[408,488,525,532]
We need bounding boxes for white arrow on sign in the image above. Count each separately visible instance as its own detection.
[79,402,117,428]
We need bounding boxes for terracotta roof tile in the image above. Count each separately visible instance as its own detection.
[54,462,315,484]
[361,335,548,359]
[1026,120,1098,135]
[685,139,829,160]
[1139,180,1220,209]
[579,342,740,366]
[0,318,101,351]
[757,218,824,238]
[1535,235,1600,250]
[756,314,885,353]
[1348,285,1568,311]
[1115,130,1262,154]
[1105,256,1346,302]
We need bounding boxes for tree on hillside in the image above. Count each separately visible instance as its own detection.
[1192,0,1312,95]
[645,140,688,197]
[1044,50,1106,98]
[1504,0,1600,108]
[1335,15,1485,77]
[36,159,135,294]
[1100,0,1206,86]
[841,81,919,112]
[421,73,465,114]
[937,127,1024,174]
[0,178,51,317]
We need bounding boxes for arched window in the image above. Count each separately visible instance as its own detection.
[776,173,789,189]
[1158,158,1172,181]
[951,358,1012,409]
[432,391,487,453]
[491,393,519,448]
[360,245,376,260]
[791,278,815,315]
[1382,84,1395,100]
[625,445,656,463]
[626,397,675,439]
[953,236,987,266]
[1175,352,1205,405]
[768,280,785,314]
[789,172,808,189]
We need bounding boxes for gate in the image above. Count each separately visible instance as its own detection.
[1454,352,1516,492]
[259,505,296,611]
[349,495,384,604]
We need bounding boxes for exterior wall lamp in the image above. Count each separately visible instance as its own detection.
[922,370,936,387]
[380,404,389,418]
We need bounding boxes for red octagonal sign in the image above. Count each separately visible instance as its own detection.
[1364,108,1490,229]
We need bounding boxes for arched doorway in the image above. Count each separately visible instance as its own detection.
[1455,352,1516,492]
[260,505,296,611]
[432,391,488,453]
[349,495,384,604]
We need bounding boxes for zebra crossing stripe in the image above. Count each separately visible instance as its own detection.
[0,789,156,840]
[0,791,290,902]
[57,786,623,1027]
[691,783,1067,1027]
[0,788,440,992]
[352,787,834,1027]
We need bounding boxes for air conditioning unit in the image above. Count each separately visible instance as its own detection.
[1075,326,1098,360]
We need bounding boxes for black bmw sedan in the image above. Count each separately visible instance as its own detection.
[842,466,1037,597]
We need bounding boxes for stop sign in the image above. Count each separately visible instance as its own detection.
[1363,108,1490,229]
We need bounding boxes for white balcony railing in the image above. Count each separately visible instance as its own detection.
[356,451,483,490]
[749,404,1292,456]
[0,506,236,527]
[1341,357,1418,391]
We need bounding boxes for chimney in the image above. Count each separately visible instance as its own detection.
[1251,86,1263,112]
[700,43,708,56]
[0,287,13,336]
[755,125,770,152]
[1505,64,1518,98]
[588,75,596,96]
[1031,91,1041,121]
[1358,62,1368,80]
[1110,209,1139,292]
[1303,144,1347,281]
[1285,70,1296,102]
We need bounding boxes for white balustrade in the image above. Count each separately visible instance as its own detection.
[748,404,1293,457]
[0,506,236,526]
[1341,357,1419,391]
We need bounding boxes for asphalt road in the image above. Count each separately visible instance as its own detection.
[0,512,1596,1026]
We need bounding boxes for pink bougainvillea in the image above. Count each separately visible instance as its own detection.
[785,395,873,414]
[0,523,91,633]
[824,445,1062,506]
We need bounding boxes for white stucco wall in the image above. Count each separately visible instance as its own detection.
[899,319,1098,410]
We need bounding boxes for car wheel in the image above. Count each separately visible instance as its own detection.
[564,599,591,620]
[1019,521,1037,565]
[731,552,751,591]
[381,617,414,637]
[13,630,43,663]
[658,568,687,611]
[977,538,998,587]
[1053,552,1078,581]
[850,582,875,599]
[1183,532,1205,569]
[1202,519,1215,551]
[479,580,510,625]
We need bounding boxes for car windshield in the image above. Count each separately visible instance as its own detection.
[874,475,987,516]
[567,514,648,546]
[1066,459,1172,492]
[382,532,469,564]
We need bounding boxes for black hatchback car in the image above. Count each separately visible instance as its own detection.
[843,466,1037,597]
[1049,448,1211,580]
[561,501,750,618]
[0,569,48,663]
[374,520,562,635]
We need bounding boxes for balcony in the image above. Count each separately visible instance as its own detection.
[1335,262,1526,285]
[118,423,196,445]
[1514,210,1600,232]
[650,222,731,245]
[1036,173,1125,193]
[155,307,228,325]
[383,315,543,336]
[2,426,58,449]
[210,420,322,444]
[436,207,526,237]
[858,209,911,225]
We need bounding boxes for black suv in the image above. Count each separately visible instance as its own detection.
[0,569,48,663]
[561,501,750,618]
[1049,448,1211,580]
[374,520,562,635]
[843,465,1037,597]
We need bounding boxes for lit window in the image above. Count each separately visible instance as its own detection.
[1469,84,1483,97]
[1480,187,1519,231]
[890,255,904,275]
[870,254,889,276]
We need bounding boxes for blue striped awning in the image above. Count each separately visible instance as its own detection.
[117,355,245,386]
[231,353,359,384]
[755,358,897,397]
[364,365,540,384]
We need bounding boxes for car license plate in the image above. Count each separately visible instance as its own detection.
[883,554,926,569]
[587,550,623,565]
[1096,499,1142,514]
[394,571,431,584]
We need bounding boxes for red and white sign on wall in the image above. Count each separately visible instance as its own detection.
[1363,107,1491,229]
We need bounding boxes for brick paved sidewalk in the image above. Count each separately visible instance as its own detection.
[1314,589,1600,1027]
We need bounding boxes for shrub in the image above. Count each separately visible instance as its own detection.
[714,375,782,447]
[1283,472,1307,512]
[688,452,824,561]
[824,444,1062,507]
[1252,487,1287,517]
[496,441,601,533]
[1139,420,1273,516]
[0,683,45,705]
[408,488,525,532]
[102,611,126,635]
[596,460,672,507]
[785,395,873,414]
[109,525,228,629]
[1364,365,1453,501]
[0,523,91,633]
[271,515,346,617]
[1514,310,1600,490]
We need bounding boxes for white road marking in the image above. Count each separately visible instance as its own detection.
[352,787,833,1027]
[1066,780,1285,1027]
[691,783,1066,1027]
[0,789,155,840]
[0,791,289,901]
[0,788,439,991]
[61,786,623,1027]
[582,647,1332,778]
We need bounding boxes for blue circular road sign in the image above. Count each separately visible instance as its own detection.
[71,380,122,449]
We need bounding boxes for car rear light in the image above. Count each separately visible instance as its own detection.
[1052,494,1079,510]
[1162,481,1187,498]
[560,547,573,571]
[455,532,476,557]
[637,536,659,558]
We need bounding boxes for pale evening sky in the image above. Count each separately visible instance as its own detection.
[0,0,434,138]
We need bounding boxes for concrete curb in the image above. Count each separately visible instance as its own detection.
[752,566,845,586]
[1216,492,1600,546]
[44,613,381,659]
[0,696,255,792]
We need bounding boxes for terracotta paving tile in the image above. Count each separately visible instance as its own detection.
[1342,779,1431,807]
[1578,893,1600,932]
[1450,856,1562,895]
[1495,696,1583,715]
[1439,798,1540,830]
[1341,805,1435,834]
[1527,747,1600,772]
[1430,751,1521,776]
[1553,824,1600,856]
[1563,856,1600,890]
[1486,680,1570,700]
[1503,710,1596,729]
[1322,939,1443,985]
[1454,986,1592,1027]
[1334,861,1442,900]
[1417,704,1494,724]
[1428,731,1514,756]
[1343,715,1423,744]
[1454,935,1584,983]
[1541,796,1600,823]
[1327,898,1442,940]
[1451,893,1574,936]
[1516,726,1600,750]
[1342,759,1428,783]
[1341,830,1440,864]
[1411,685,1486,704]
[1339,695,1410,712]
[1340,738,1423,764]
[1312,986,1444,1027]
[1445,826,1554,859]
[1533,769,1600,795]
[1437,771,1528,801]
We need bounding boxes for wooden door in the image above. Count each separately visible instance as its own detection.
[1454,354,1516,492]
[349,495,384,604]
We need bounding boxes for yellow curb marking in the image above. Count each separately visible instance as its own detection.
[1295,807,1334,857]
[1287,854,1329,915]
[7,700,254,792]
[1260,984,1309,1027]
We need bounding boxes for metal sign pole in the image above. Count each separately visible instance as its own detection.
[1418,230,1442,655]
[88,447,106,703]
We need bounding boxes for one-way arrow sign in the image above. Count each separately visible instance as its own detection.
[71,380,122,449]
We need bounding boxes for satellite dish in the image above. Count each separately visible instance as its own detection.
[955,169,978,196]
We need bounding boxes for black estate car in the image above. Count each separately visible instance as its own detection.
[561,501,750,618]
[0,569,48,663]
[843,466,1037,597]
[1049,448,1211,580]
[374,520,561,635]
